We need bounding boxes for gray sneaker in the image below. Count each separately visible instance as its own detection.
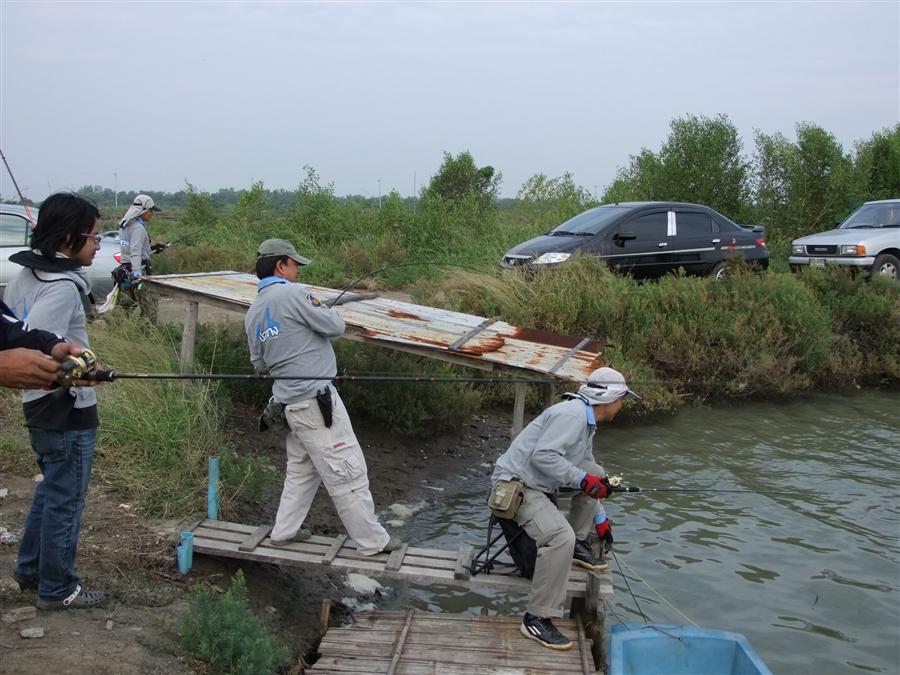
[270,528,312,546]
[380,536,403,553]
[37,585,105,611]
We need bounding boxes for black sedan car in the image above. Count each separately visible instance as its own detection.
[501,201,768,280]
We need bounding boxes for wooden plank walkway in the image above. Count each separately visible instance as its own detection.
[308,609,597,674]
[188,519,614,601]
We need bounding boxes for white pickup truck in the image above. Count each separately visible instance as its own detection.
[789,199,900,280]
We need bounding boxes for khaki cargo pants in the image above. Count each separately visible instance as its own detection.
[273,386,390,555]
[513,460,606,618]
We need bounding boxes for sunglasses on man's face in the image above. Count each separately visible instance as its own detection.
[80,233,102,244]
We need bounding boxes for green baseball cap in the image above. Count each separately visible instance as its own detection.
[256,238,311,266]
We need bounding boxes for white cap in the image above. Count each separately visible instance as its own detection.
[574,367,641,405]
[118,194,160,227]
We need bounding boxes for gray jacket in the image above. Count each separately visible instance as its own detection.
[119,218,150,275]
[491,398,599,493]
[244,279,345,404]
[3,263,97,411]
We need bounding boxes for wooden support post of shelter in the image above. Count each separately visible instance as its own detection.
[180,300,199,374]
[511,381,528,439]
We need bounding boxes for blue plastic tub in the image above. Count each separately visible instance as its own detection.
[609,624,772,675]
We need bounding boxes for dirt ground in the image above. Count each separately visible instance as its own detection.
[0,401,510,673]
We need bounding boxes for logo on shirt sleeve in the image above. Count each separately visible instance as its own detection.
[306,292,321,307]
[256,306,281,342]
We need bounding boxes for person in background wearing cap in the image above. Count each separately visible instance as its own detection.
[116,194,165,317]
[244,238,401,555]
[490,366,640,651]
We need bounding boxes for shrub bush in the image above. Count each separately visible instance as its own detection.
[334,342,483,438]
[180,570,289,675]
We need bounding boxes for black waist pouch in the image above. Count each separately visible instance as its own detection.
[496,517,537,580]
[316,386,333,428]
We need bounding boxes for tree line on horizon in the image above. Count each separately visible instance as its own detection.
[5,114,897,245]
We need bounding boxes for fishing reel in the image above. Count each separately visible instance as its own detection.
[608,474,623,488]
[59,348,99,387]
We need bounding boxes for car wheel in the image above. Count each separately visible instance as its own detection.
[872,253,899,280]
[710,262,728,280]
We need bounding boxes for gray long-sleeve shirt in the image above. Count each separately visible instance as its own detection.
[3,262,97,412]
[244,278,345,404]
[119,218,150,275]
[491,398,600,493]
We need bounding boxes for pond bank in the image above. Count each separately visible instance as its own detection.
[0,403,510,672]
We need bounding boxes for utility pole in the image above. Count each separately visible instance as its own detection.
[378,178,382,209]
[114,171,118,208]
[413,171,417,212]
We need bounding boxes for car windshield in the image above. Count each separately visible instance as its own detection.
[840,203,900,229]
[548,206,630,236]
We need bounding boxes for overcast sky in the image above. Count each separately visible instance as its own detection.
[1,1,897,201]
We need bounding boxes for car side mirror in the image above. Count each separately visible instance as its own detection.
[614,231,636,246]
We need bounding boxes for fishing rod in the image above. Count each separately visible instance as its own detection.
[613,486,775,495]
[327,261,487,307]
[59,351,780,389]
[606,476,779,495]
[160,226,207,249]
[79,370,557,385]
[0,147,37,226]
[57,350,554,385]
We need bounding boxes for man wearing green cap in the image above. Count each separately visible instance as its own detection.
[244,239,399,555]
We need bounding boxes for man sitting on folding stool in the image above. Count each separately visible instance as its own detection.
[488,367,640,650]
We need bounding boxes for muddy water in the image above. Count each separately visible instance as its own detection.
[388,391,900,674]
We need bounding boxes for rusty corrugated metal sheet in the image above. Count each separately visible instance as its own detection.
[146,272,603,383]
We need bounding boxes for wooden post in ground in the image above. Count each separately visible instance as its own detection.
[511,381,527,439]
[319,599,332,638]
[180,300,199,374]
[543,382,556,408]
[585,569,605,671]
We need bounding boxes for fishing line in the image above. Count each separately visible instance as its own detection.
[611,548,649,623]
[613,550,699,627]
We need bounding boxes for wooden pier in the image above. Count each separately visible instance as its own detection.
[188,519,613,601]
[309,609,597,674]
[186,519,614,670]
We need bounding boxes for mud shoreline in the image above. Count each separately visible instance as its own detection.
[0,403,510,673]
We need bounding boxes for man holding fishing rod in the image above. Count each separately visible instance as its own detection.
[114,194,167,318]
[489,366,640,650]
[244,238,401,555]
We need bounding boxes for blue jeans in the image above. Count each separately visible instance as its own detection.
[14,427,96,601]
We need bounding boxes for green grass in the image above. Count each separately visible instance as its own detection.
[0,314,273,520]
[416,257,899,410]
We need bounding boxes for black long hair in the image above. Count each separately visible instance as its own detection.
[31,193,101,259]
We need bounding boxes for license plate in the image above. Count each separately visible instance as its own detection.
[810,257,826,267]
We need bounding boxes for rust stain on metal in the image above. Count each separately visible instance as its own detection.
[405,335,449,348]
[455,335,505,355]
[506,327,604,354]
[386,309,425,321]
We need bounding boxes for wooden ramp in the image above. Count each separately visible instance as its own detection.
[309,609,597,674]
[188,519,613,600]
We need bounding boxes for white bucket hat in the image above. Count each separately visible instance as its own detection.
[570,366,641,405]
[118,194,160,227]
